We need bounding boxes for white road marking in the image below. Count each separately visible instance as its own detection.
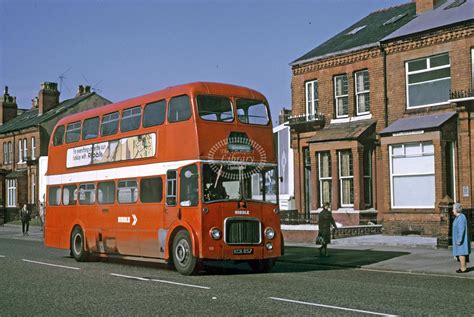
[150,278,210,290]
[22,259,80,270]
[110,273,150,281]
[269,297,398,317]
[110,273,210,289]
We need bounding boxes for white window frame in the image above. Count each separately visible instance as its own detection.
[31,137,36,160]
[334,75,349,118]
[471,48,474,91]
[355,70,370,115]
[389,142,435,209]
[406,53,451,109]
[23,138,27,161]
[31,173,36,204]
[318,152,331,207]
[363,149,372,207]
[3,143,7,164]
[338,150,354,207]
[7,179,16,207]
[18,139,23,163]
[305,80,318,118]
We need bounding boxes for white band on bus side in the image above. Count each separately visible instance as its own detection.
[46,159,277,185]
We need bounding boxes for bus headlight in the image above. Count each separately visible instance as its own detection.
[265,227,275,240]
[265,242,273,250]
[210,228,221,240]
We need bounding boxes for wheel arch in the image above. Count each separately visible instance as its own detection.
[164,221,199,260]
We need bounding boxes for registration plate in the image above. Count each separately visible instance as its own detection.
[233,248,253,255]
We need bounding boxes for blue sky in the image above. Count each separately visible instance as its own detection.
[0,0,407,124]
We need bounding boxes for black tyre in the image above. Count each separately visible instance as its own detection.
[70,226,89,262]
[248,259,275,273]
[172,230,198,275]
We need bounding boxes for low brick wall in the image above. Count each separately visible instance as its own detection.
[282,224,383,244]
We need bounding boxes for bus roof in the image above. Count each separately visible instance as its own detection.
[55,82,267,127]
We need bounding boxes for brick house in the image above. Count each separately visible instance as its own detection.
[289,0,474,236]
[0,82,110,221]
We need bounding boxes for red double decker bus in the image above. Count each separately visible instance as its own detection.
[44,82,282,274]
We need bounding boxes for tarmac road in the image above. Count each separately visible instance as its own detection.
[1,227,474,316]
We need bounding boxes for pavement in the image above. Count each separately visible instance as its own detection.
[1,223,473,279]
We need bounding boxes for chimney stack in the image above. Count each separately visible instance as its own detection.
[0,86,18,125]
[76,85,92,97]
[38,82,60,115]
[414,0,442,14]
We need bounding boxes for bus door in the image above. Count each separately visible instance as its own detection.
[161,169,179,252]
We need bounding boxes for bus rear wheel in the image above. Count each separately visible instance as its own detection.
[248,259,275,273]
[70,226,89,262]
[172,230,198,275]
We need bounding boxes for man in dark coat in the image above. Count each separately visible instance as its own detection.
[316,202,337,256]
[20,204,31,236]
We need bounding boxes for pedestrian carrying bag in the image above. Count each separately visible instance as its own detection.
[315,236,325,245]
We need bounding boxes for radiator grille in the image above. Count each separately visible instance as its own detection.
[225,217,261,245]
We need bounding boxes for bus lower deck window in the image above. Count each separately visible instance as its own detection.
[140,177,163,203]
[118,180,138,203]
[49,186,61,206]
[79,183,96,204]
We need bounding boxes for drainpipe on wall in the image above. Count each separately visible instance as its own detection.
[382,47,389,128]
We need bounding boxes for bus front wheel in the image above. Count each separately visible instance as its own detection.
[70,226,89,262]
[172,230,198,275]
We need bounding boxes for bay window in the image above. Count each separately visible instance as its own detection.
[318,152,331,207]
[338,150,354,207]
[390,142,435,208]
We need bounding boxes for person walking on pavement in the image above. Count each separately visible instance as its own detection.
[452,203,471,273]
[39,201,45,232]
[316,201,337,257]
[20,204,31,236]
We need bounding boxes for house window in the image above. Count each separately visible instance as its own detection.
[18,140,22,163]
[3,143,7,164]
[31,137,36,160]
[363,149,372,208]
[6,179,16,207]
[305,80,318,118]
[406,53,450,108]
[390,142,435,208]
[8,141,12,164]
[23,138,27,161]
[334,75,349,118]
[355,70,370,115]
[31,173,36,204]
[318,152,331,207]
[338,150,354,207]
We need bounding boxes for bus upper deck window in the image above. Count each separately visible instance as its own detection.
[82,117,100,140]
[237,99,269,125]
[197,95,233,122]
[121,106,142,132]
[168,95,191,123]
[101,112,119,136]
[143,100,166,127]
[66,121,82,143]
[53,126,65,146]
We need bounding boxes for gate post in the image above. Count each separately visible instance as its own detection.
[437,202,452,248]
